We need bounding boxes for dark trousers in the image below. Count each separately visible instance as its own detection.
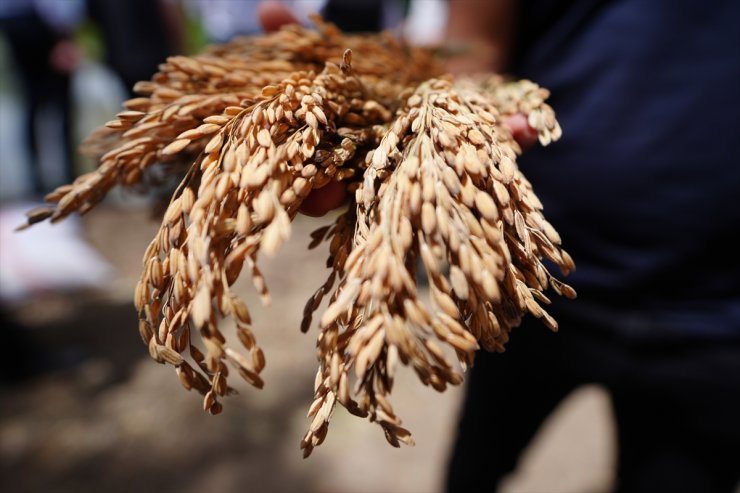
[446,311,740,493]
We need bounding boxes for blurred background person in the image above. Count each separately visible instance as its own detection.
[0,0,109,368]
[0,0,184,379]
[444,1,740,492]
[86,0,185,97]
[0,0,84,197]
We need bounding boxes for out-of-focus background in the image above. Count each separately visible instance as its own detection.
[1,1,615,491]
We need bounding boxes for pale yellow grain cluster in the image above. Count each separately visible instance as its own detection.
[23,17,574,457]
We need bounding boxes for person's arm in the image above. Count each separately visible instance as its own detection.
[445,0,518,73]
[446,0,538,148]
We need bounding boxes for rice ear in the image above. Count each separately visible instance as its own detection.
[20,18,573,457]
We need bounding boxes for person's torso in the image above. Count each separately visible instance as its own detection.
[511,0,740,338]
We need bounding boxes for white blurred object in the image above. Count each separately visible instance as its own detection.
[0,203,114,302]
[404,0,448,46]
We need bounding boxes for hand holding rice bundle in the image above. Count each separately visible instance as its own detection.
[22,17,575,457]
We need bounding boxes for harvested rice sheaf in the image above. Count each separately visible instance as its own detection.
[24,18,575,456]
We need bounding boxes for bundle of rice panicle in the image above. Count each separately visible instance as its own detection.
[22,16,575,457]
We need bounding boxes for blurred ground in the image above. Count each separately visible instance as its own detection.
[0,206,616,493]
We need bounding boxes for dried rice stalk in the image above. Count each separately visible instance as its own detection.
[22,17,574,457]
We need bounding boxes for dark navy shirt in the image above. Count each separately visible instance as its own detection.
[510,0,740,339]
